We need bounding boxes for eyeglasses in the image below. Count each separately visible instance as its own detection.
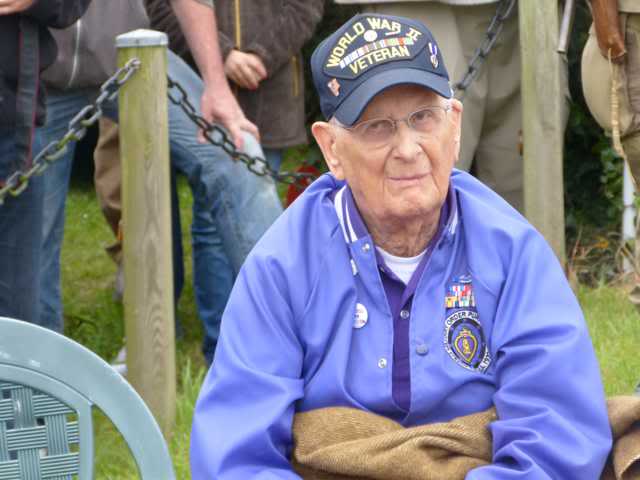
[339,104,451,146]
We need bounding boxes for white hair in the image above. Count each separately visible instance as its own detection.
[329,116,345,127]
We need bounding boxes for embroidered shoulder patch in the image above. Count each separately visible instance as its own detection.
[444,310,491,372]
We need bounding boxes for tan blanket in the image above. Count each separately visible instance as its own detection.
[291,396,640,480]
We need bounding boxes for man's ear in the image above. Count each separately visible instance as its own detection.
[312,121,345,180]
[450,99,463,164]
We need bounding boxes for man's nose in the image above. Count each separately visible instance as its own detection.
[391,122,423,160]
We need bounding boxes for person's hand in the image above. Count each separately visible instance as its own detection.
[224,50,268,90]
[199,81,260,150]
[0,0,36,14]
[596,30,626,63]
[592,0,627,63]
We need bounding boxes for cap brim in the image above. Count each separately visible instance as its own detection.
[334,68,452,126]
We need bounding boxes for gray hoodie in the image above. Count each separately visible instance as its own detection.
[42,0,149,91]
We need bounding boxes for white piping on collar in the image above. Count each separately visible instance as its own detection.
[449,207,459,236]
[336,185,459,243]
[334,185,358,243]
[343,197,358,243]
[334,187,360,276]
[333,186,350,242]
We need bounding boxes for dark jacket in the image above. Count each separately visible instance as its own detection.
[145,0,325,149]
[0,0,92,129]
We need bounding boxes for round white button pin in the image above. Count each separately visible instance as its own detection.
[354,303,368,329]
[364,30,378,42]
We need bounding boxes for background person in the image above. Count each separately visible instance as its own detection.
[34,0,283,366]
[144,0,324,361]
[0,0,91,324]
[581,0,640,393]
[145,0,325,173]
[91,118,186,305]
[581,0,640,306]
[190,13,611,479]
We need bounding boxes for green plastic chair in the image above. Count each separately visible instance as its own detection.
[0,316,175,479]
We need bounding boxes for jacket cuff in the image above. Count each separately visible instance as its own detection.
[218,33,235,60]
[244,43,275,75]
[164,0,213,9]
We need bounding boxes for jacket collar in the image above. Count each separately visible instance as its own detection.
[333,182,458,246]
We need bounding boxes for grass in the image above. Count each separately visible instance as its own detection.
[60,176,640,478]
[578,284,640,396]
[63,177,205,479]
[92,361,204,479]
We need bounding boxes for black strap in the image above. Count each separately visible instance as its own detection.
[13,17,40,173]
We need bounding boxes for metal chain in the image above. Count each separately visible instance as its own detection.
[0,58,141,206]
[167,76,317,188]
[3,12,516,205]
[452,0,517,99]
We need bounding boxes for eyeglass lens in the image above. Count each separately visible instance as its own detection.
[355,106,447,144]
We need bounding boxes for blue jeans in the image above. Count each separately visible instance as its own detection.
[33,51,283,356]
[0,133,44,324]
[192,146,283,361]
[264,148,283,173]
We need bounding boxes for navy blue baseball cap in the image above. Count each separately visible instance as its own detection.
[311,13,452,126]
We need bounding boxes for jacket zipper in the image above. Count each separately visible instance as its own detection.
[234,0,242,49]
[66,18,82,89]
[292,56,300,97]
[231,0,242,97]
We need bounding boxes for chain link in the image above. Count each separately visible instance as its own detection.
[0,58,141,206]
[167,76,317,189]
[452,0,517,99]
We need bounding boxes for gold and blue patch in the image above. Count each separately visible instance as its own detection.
[443,275,491,373]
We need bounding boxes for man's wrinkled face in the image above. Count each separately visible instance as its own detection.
[315,85,462,226]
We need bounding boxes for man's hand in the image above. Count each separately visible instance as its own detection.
[200,81,260,148]
[591,0,626,63]
[169,0,260,149]
[224,50,268,90]
[0,0,36,15]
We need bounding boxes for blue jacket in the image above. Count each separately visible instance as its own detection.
[191,171,612,479]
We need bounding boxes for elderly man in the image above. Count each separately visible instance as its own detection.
[191,14,612,479]
[334,0,523,212]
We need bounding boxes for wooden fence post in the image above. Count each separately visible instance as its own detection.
[519,1,566,263]
[116,29,175,436]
